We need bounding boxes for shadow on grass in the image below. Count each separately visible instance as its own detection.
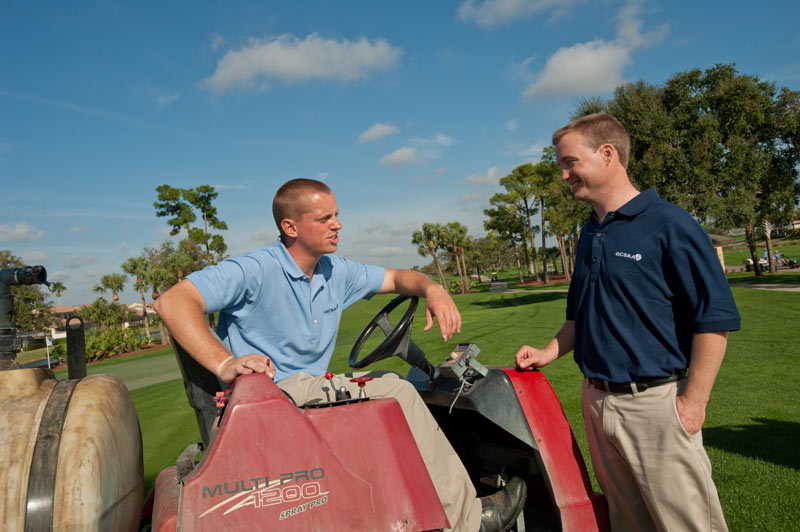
[471,292,567,309]
[704,417,800,471]
[728,272,800,285]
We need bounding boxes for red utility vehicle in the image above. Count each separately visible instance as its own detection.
[148,296,609,531]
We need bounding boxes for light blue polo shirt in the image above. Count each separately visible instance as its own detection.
[186,241,385,382]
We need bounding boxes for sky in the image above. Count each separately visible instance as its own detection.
[2,0,799,307]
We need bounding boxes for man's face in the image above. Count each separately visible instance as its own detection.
[555,131,608,203]
[292,192,342,256]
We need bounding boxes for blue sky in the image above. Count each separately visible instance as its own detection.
[2,0,799,306]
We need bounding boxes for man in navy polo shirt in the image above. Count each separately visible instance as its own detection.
[515,113,740,531]
[155,178,527,532]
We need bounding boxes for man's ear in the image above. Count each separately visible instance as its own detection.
[281,218,298,238]
[600,143,615,166]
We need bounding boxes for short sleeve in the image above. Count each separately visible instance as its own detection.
[186,255,264,316]
[328,255,385,310]
[663,212,741,333]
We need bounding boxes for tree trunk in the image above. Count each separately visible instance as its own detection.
[541,199,549,284]
[745,222,763,277]
[138,284,152,344]
[459,248,469,293]
[151,288,170,345]
[524,210,539,282]
[568,231,577,273]
[513,248,524,284]
[452,245,466,294]
[428,241,448,290]
[557,234,571,282]
[519,238,530,280]
[763,220,776,273]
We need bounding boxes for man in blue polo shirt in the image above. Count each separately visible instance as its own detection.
[515,113,740,531]
[155,178,526,532]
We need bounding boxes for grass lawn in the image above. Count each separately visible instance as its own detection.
[56,284,797,531]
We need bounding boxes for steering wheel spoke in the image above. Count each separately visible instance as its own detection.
[374,314,394,336]
[349,295,418,369]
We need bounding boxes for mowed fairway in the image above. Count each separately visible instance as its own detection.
[86,285,797,531]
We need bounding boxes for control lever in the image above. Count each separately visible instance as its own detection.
[349,376,374,399]
[325,371,351,401]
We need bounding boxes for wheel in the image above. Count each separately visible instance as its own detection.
[349,295,418,369]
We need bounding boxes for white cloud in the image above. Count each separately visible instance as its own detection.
[317,172,329,181]
[201,33,403,94]
[465,166,504,185]
[145,85,180,106]
[411,133,455,147]
[523,40,631,99]
[210,33,226,50]
[460,192,481,202]
[19,250,49,264]
[116,242,128,254]
[519,143,548,158]
[0,221,45,243]
[458,0,583,28]
[379,146,419,167]
[503,119,518,132]
[62,255,95,269]
[358,123,399,143]
[412,168,447,183]
[253,226,279,244]
[434,133,454,147]
[522,0,667,99]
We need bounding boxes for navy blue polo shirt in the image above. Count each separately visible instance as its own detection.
[566,187,741,382]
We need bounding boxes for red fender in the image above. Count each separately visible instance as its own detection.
[503,369,609,532]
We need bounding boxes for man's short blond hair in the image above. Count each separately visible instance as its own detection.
[272,179,332,238]
[552,112,631,170]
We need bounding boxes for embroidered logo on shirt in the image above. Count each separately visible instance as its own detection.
[323,305,339,314]
[615,251,642,261]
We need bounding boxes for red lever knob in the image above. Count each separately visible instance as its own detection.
[325,371,334,380]
[349,376,374,387]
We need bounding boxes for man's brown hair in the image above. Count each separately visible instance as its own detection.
[272,178,332,238]
[552,112,631,170]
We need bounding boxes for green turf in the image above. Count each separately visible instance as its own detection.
[74,287,798,530]
[51,347,181,391]
[130,379,201,497]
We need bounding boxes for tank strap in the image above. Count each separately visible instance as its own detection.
[25,379,79,532]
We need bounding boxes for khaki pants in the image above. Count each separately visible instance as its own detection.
[582,378,728,532]
[278,371,482,532]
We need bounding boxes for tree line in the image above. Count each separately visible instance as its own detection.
[415,63,799,285]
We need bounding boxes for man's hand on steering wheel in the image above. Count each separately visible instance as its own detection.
[423,283,462,341]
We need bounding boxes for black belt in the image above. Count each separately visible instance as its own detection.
[587,369,688,394]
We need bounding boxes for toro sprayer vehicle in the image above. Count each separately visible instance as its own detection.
[149,295,609,532]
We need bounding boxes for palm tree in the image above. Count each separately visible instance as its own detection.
[443,222,470,294]
[122,256,152,344]
[49,281,67,304]
[93,273,127,305]
[412,223,448,290]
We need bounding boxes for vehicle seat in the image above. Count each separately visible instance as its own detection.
[172,339,222,448]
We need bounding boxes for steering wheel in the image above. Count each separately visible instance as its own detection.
[349,295,418,368]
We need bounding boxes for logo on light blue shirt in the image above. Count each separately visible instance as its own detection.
[323,305,339,314]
